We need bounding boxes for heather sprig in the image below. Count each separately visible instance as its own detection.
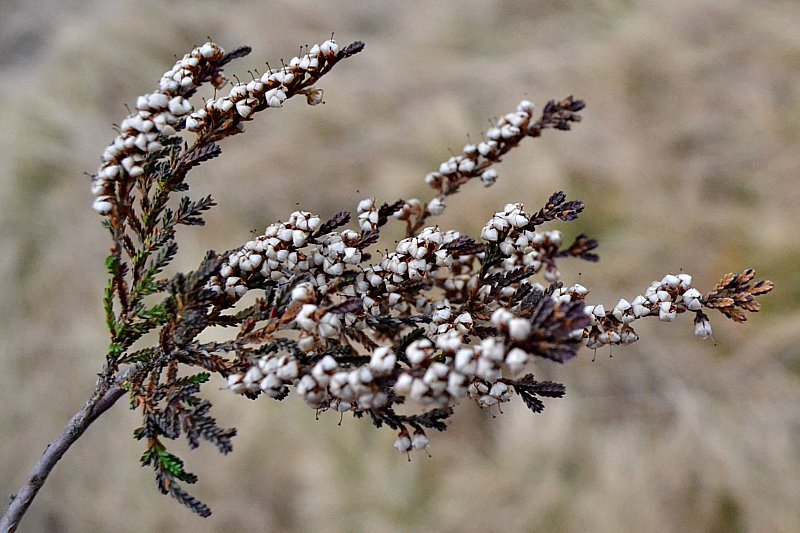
[0,36,773,530]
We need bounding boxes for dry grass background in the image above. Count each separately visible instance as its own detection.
[1,0,799,531]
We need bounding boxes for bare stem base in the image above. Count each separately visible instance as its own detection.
[0,370,131,532]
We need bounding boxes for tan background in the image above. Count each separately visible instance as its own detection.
[1,0,799,531]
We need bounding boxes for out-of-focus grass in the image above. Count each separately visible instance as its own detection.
[1,0,798,531]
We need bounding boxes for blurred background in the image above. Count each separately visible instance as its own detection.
[1,0,798,531]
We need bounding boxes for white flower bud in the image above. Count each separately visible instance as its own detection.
[480,168,498,186]
[227,373,245,394]
[662,274,680,289]
[508,318,531,340]
[505,348,528,375]
[411,432,430,450]
[92,196,114,215]
[517,100,534,113]
[199,42,218,58]
[219,98,234,112]
[320,40,339,57]
[394,434,412,453]
[235,102,253,118]
[481,226,500,242]
[168,96,192,116]
[91,179,108,196]
[427,197,445,216]
[394,373,413,395]
[291,282,315,303]
[658,302,676,322]
[694,314,713,339]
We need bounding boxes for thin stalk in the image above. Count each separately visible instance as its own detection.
[0,368,136,532]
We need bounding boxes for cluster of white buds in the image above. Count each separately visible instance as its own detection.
[481,203,530,242]
[393,428,431,455]
[215,204,771,458]
[185,39,339,136]
[642,273,696,322]
[209,211,470,312]
[292,349,394,412]
[221,196,731,453]
[199,88,770,460]
[477,205,569,284]
[349,227,463,314]
[581,272,720,349]
[391,198,424,222]
[421,100,536,221]
[295,304,343,351]
[497,229,564,283]
[206,210,323,298]
[356,197,379,232]
[227,354,300,397]
[91,42,226,214]
[391,331,525,410]
[468,380,512,408]
[295,355,338,409]
[326,363,390,412]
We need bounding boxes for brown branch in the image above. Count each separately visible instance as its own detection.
[0,367,137,532]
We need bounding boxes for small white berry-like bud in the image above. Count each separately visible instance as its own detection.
[682,288,701,304]
[370,346,396,374]
[694,313,713,339]
[235,102,253,118]
[394,373,413,395]
[517,100,534,113]
[148,93,170,110]
[320,40,339,57]
[602,330,622,344]
[491,308,512,327]
[481,226,500,242]
[505,348,528,375]
[662,274,680,289]
[357,197,374,213]
[168,96,192,116]
[243,366,264,387]
[411,432,429,450]
[508,318,531,340]
[500,124,520,139]
[92,196,114,215]
[620,326,639,344]
[632,302,650,318]
[612,298,631,321]
[219,98,234,112]
[658,301,676,322]
[480,168,498,187]
[477,141,496,157]
[427,197,445,216]
[136,95,150,111]
[227,373,246,394]
[91,179,108,196]
[199,42,217,58]
[394,433,412,453]
[291,282,315,303]
[229,84,248,98]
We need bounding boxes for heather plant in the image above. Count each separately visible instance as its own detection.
[0,37,774,530]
